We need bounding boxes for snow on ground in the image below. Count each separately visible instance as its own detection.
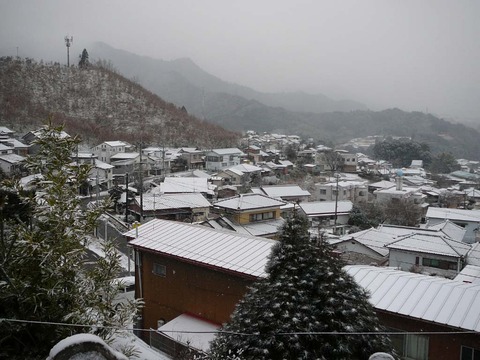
[111,331,172,360]
[86,235,134,273]
[48,332,171,360]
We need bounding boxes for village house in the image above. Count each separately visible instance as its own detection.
[251,184,311,203]
[129,192,211,222]
[209,193,286,238]
[346,265,480,360]
[125,219,276,357]
[386,232,471,278]
[298,200,353,235]
[313,179,368,203]
[178,147,204,170]
[22,127,70,154]
[92,141,133,163]
[204,148,245,171]
[425,207,480,243]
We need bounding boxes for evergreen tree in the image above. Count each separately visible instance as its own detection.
[208,213,393,360]
[78,48,90,68]
[0,122,140,358]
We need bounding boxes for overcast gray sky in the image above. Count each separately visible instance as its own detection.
[1,0,479,120]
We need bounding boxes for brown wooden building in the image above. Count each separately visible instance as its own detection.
[346,265,480,360]
[126,219,276,356]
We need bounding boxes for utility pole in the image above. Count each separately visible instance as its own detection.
[64,35,73,67]
[334,173,340,229]
[139,142,144,221]
[125,173,129,223]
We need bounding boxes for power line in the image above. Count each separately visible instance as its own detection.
[0,318,476,336]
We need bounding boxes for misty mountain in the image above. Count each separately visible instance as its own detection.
[0,57,239,148]
[90,42,367,118]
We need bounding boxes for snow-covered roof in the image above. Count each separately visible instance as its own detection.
[334,228,396,257]
[95,160,114,170]
[0,153,25,164]
[159,177,214,195]
[157,313,219,352]
[345,265,480,332]
[138,193,211,211]
[0,143,13,151]
[426,207,480,223]
[110,152,139,160]
[207,148,245,156]
[386,233,471,258]
[299,201,353,216]
[368,180,396,189]
[466,242,480,267]
[260,185,311,199]
[228,163,263,173]
[103,141,129,147]
[455,265,480,284]
[423,220,467,242]
[126,219,276,278]
[0,126,14,135]
[214,193,286,211]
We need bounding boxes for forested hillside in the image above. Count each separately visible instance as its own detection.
[0,57,239,148]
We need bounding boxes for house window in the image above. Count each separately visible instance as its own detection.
[320,189,327,195]
[461,345,480,360]
[152,263,166,277]
[422,257,457,270]
[390,331,429,360]
[249,212,275,222]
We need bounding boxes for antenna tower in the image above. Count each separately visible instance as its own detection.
[64,35,73,67]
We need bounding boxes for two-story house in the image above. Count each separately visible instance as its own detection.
[204,148,245,171]
[129,192,211,222]
[178,147,204,170]
[92,141,132,163]
[125,219,276,356]
[208,193,286,238]
[425,207,480,244]
[314,180,367,203]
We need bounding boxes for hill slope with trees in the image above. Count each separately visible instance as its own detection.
[0,56,239,147]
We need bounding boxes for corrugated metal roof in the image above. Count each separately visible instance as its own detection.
[386,233,471,258]
[214,193,285,211]
[345,265,480,332]
[126,219,276,278]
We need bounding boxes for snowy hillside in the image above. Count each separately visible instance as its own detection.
[0,57,239,147]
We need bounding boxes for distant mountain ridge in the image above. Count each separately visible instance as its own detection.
[88,43,480,160]
[90,42,368,118]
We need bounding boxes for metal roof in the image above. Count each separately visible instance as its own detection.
[159,177,215,195]
[126,219,276,278]
[427,207,480,223]
[207,148,244,156]
[260,185,311,198]
[214,193,285,211]
[386,233,471,258]
[137,193,211,211]
[345,265,480,332]
[335,228,396,257]
[299,201,353,216]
